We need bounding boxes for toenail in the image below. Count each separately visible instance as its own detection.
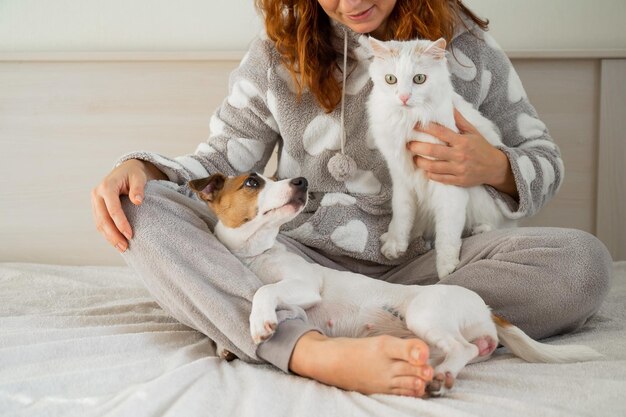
[423,367,433,379]
[411,348,421,361]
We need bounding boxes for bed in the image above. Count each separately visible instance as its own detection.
[1,261,625,417]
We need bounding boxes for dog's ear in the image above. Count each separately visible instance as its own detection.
[188,174,226,203]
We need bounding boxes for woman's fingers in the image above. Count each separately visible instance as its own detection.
[415,122,460,145]
[90,159,154,250]
[101,188,133,241]
[91,190,129,252]
[128,170,147,206]
[453,108,476,133]
[409,110,496,187]
[406,141,453,161]
[128,182,144,206]
[413,156,455,174]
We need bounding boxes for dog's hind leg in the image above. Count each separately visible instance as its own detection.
[250,278,321,344]
[416,329,479,397]
[404,290,480,396]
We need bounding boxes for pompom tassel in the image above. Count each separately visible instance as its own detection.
[327,153,357,182]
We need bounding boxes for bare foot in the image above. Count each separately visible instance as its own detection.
[289,331,433,397]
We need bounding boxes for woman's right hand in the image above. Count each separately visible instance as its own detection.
[91,159,167,252]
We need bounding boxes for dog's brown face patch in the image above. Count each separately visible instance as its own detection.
[211,173,265,228]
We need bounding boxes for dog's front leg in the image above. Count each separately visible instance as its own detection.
[250,278,322,344]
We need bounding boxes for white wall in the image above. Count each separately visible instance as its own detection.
[0,0,262,52]
[467,0,626,51]
[0,0,625,53]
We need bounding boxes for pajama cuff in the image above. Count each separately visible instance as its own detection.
[256,318,323,373]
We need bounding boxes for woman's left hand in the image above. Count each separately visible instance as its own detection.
[407,109,518,199]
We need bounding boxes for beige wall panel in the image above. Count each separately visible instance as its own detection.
[0,57,608,265]
[597,59,626,260]
[0,60,237,265]
[515,59,599,234]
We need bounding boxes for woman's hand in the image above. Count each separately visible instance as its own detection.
[91,159,167,252]
[407,109,518,200]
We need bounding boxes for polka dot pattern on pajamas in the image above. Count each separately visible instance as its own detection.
[119,24,564,264]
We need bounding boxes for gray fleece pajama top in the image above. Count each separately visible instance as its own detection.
[119,21,563,266]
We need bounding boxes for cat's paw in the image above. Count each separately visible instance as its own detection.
[250,308,278,345]
[471,223,493,235]
[435,242,462,278]
[436,252,460,279]
[380,232,408,259]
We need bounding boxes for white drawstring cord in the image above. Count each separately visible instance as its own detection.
[327,27,357,182]
[339,28,348,155]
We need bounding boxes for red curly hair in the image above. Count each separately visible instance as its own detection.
[255,0,488,112]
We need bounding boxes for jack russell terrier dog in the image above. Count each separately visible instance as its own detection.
[189,172,601,396]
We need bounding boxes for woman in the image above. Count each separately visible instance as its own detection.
[91,0,611,398]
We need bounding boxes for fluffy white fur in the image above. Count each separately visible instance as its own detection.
[190,174,600,397]
[366,37,514,278]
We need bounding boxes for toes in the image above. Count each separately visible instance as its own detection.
[419,364,433,381]
[408,339,430,365]
[391,376,427,398]
[444,372,455,389]
[381,336,429,365]
[390,388,420,397]
[391,376,424,391]
[392,337,429,364]
[392,360,433,385]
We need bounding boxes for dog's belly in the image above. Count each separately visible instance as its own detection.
[306,300,414,339]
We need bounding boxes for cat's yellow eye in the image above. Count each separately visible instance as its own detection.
[385,74,397,85]
[413,74,427,84]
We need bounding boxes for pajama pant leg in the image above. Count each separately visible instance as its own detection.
[377,227,612,339]
[120,180,321,369]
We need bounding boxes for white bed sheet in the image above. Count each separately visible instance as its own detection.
[1,262,625,417]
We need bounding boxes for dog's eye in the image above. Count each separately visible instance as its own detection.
[244,177,259,188]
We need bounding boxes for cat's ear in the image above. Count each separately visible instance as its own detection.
[367,37,390,59]
[423,38,447,61]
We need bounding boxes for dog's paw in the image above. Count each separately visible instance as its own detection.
[471,223,493,235]
[426,372,455,397]
[380,232,408,260]
[250,310,278,345]
[436,252,460,279]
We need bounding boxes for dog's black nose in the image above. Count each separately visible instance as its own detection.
[290,177,308,189]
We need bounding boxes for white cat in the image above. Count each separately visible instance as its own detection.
[366,37,514,278]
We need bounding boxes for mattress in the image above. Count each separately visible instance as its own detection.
[1,262,625,417]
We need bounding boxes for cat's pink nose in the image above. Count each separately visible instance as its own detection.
[399,94,410,105]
